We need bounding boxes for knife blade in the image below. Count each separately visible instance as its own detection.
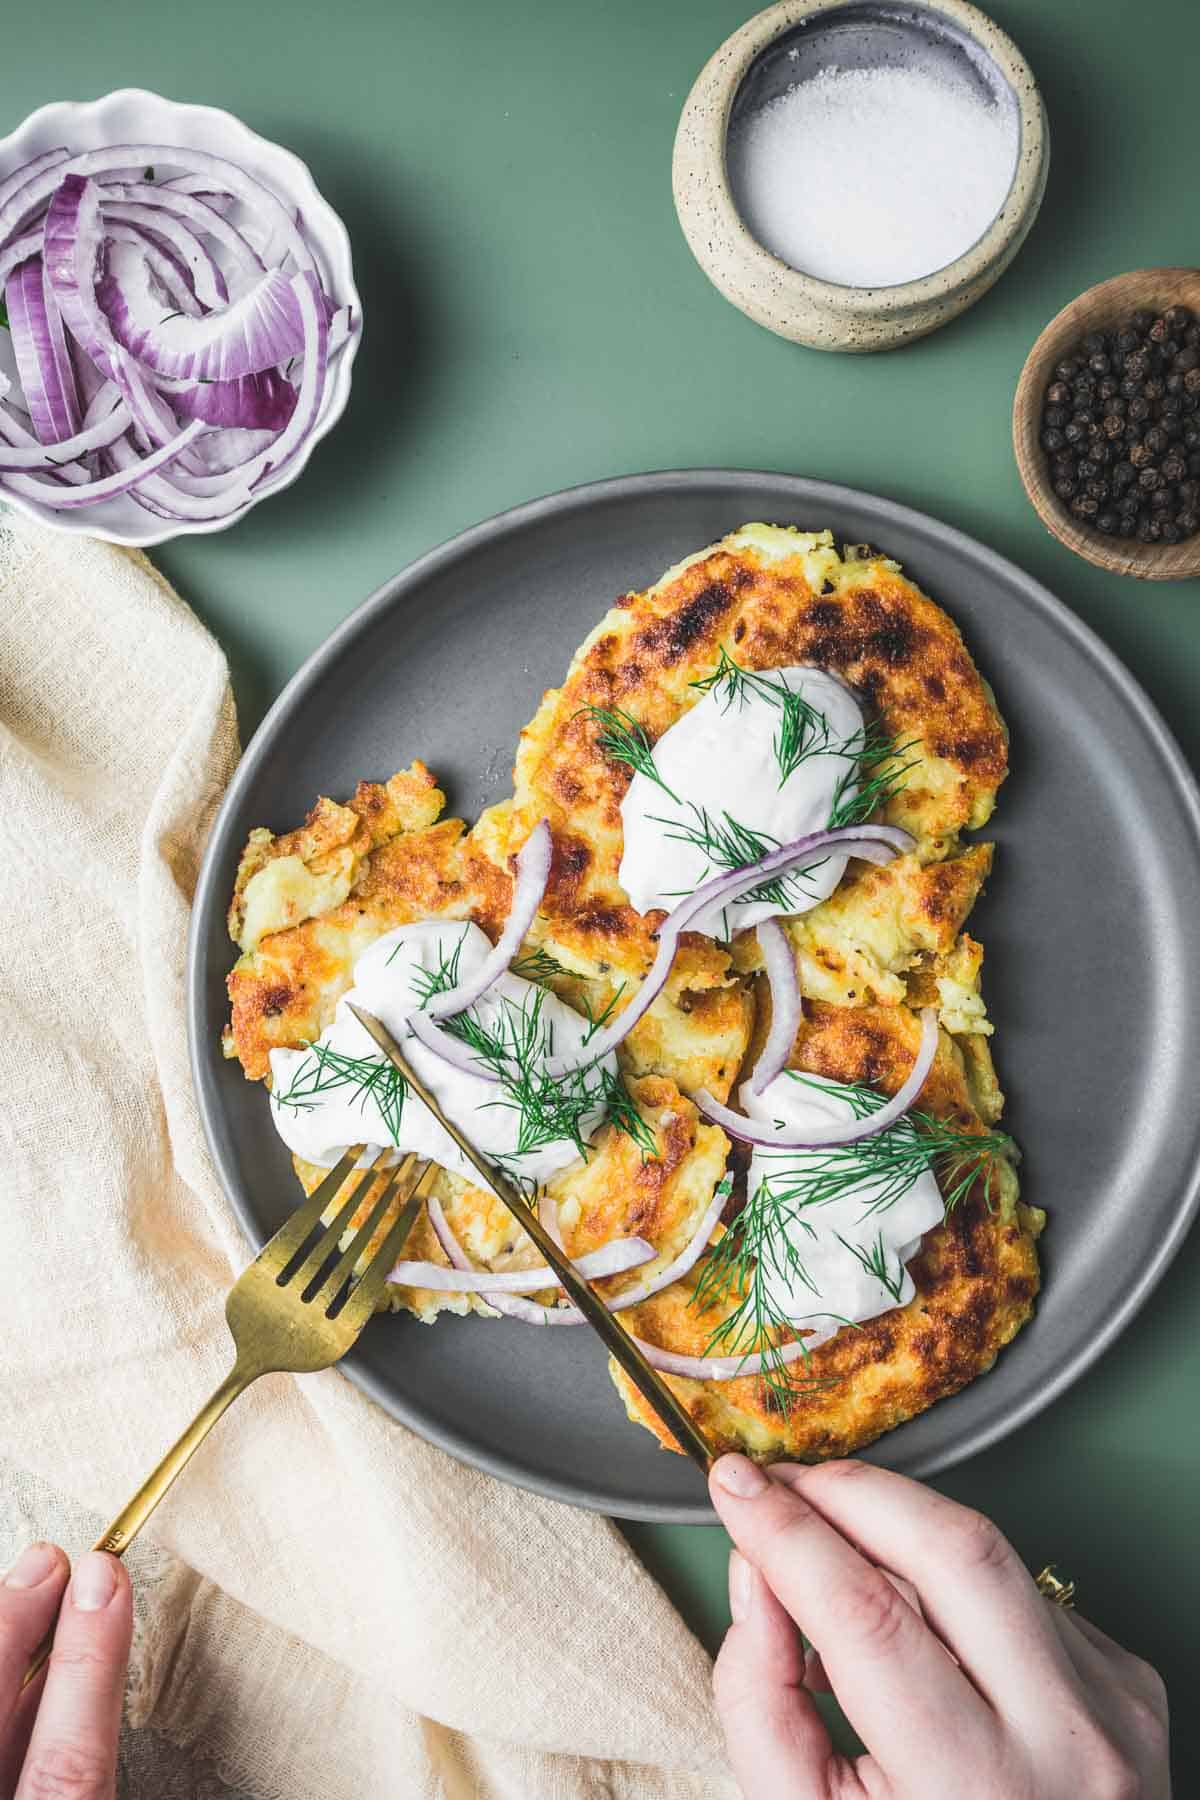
[347,1002,714,1474]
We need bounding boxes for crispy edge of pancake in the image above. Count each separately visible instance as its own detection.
[292,1073,730,1320]
[508,525,1008,964]
[224,775,515,1081]
[610,1002,1041,1462]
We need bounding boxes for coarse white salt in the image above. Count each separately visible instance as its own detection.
[727,61,1018,288]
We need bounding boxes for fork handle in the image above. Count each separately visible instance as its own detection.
[20,1360,255,1692]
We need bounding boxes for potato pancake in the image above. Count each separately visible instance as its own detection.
[611,1002,1043,1462]
[222,520,1035,1465]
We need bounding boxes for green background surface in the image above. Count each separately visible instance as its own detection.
[3,0,1197,1782]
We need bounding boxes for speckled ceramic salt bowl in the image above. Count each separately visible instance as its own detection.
[673,0,1048,352]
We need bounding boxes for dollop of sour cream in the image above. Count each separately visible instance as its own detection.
[618,666,865,936]
[268,921,615,1188]
[743,1072,944,1347]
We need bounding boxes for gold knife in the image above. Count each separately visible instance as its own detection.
[347,1003,714,1474]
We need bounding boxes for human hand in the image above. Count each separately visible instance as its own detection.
[709,1456,1170,1799]
[0,1545,132,1800]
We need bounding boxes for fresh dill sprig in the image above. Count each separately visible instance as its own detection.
[835,1229,906,1302]
[579,981,627,1044]
[510,946,567,983]
[577,703,679,801]
[689,1077,1013,1402]
[599,1066,659,1160]
[272,1040,408,1140]
[440,985,653,1161]
[405,933,465,1001]
[690,648,834,787]
[828,724,922,829]
[647,804,828,914]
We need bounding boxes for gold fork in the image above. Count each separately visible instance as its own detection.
[21,1146,434,1690]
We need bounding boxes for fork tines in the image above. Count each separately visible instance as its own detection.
[260,1148,435,1323]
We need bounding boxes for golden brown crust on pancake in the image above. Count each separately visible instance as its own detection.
[611,1002,1041,1462]
[293,1073,729,1321]
[225,779,513,1080]
[510,528,1008,963]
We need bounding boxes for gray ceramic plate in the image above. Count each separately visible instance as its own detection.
[187,471,1200,1524]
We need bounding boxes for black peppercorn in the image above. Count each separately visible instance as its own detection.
[1161,339,1181,362]
[1119,515,1137,536]
[1044,405,1067,429]
[1143,377,1165,403]
[1162,452,1187,483]
[1160,520,1183,544]
[1144,425,1169,455]
[1064,419,1087,445]
[1183,423,1200,449]
[1129,441,1153,468]
[1055,357,1081,382]
[1047,380,1072,404]
[1176,347,1200,373]
[1113,460,1136,489]
[1120,374,1142,400]
[1083,330,1107,355]
[1098,375,1120,400]
[1132,309,1155,333]
[1077,458,1100,482]
[1070,495,1100,518]
[1101,414,1123,440]
[1139,467,1162,491]
[1164,306,1193,334]
[1190,453,1200,476]
[1041,427,1065,453]
[1118,491,1141,518]
[1160,392,1182,417]
[1186,322,1200,348]
[1128,395,1151,423]
[1149,316,1169,343]
[1088,353,1110,376]
[1053,478,1076,500]
[1178,510,1200,534]
[1116,327,1140,354]
[1123,350,1150,380]
[1137,517,1162,542]
[1185,369,1200,396]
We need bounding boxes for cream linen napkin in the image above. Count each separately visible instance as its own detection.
[0,511,737,1800]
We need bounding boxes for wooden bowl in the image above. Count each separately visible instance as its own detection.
[1014,269,1200,580]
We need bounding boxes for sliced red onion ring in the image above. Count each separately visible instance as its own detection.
[0,392,91,486]
[0,147,68,219]
[635,1332,825,1381]
[0,416,205,507]
[388,1234,654,1292]
[0,392,129,469]
[424,1192,580,1323]
[746,919,801,1096]
[0,145,316,270]
[602,1175,732,1312]
[101,183,260,278]
[171,370,296,432]
[695,1005,939,1150]
[0,228,45,292]
[100,200,230,305]
[541,825,913,1079]
[104,228,203,317]
[98,258,303,381]
[539,1192,566,1250]
[4,257,82,443]
[406,1008,500,1083]
[425,820,554,1019]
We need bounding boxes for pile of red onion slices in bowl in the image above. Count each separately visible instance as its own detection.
[391,816,942,1376]
[0,132,358,536]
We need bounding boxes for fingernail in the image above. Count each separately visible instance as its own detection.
[712,1454,770,1498]
[71,1553,118,1612]
[728,1549,755,1623]
[5,1542,59,1589]
[768,1462,808,1490]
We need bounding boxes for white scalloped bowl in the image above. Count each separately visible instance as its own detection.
[0,88,360,546]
